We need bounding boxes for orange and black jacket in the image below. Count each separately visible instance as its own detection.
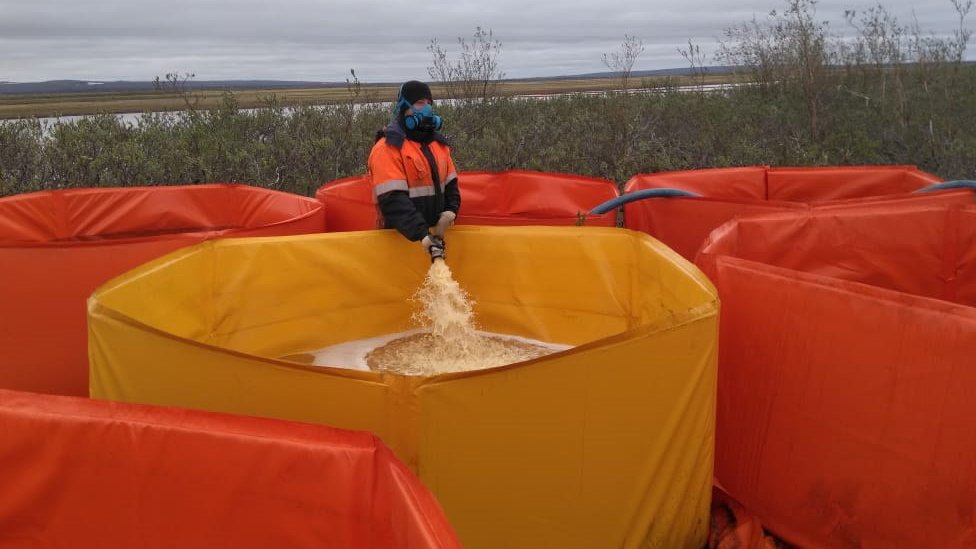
[367,121,460,241]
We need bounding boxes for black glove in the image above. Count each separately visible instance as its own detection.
[421,235,446,262]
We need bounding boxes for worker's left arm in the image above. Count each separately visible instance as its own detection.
[442,154,460,214]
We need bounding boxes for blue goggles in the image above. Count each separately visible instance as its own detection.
[397,98,434,115]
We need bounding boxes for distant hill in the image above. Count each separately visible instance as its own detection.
[0,80,346,95]
[0,68,733,95]
[517,66,736,81]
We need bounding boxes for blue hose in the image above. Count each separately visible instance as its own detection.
[913,180,976,193]
[590,188,700,215]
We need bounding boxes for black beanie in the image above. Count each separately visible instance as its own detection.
[398,80,433,112]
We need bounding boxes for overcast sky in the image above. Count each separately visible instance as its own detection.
[0,0,970,83]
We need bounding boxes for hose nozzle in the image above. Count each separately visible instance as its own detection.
[427,235,446,262]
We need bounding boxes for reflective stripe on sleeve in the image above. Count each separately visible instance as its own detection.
[408,186,436,198]
[374,179,409,196]
[445,171,458,182]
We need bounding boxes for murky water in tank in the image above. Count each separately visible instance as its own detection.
[285,329,570,375]
[282,260,571,375]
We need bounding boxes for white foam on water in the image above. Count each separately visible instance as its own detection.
[309,329,424,371]
[308,329,572,373]
[301,259,572,375]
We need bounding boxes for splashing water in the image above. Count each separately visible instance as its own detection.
[287,259,571,376]
[365,259,565,375]
[413,260,476,345]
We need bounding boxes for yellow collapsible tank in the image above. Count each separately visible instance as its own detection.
[89,226,719,549]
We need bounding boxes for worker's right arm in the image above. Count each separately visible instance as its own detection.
[369,144,429,241]
[377,191,429,241]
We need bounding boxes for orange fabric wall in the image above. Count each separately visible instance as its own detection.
[624,166,768,199]
[0,389,460,548]
[696,204,976,548]
[956,209,976,306]
[702,205,976,304]
[314,175,379,231]
[317,170,618,231]
[456,170,618,226]
[622,166,953,261]
[623,197,802,260]
[0,185,325,396]
[766,165,942,202]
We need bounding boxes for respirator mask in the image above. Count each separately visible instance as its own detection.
[398,98,443,132]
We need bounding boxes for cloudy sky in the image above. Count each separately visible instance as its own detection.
[0,0,969,83]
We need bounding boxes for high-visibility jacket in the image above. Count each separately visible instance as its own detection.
[367,121,460,241]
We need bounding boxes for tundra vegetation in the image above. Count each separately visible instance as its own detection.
[1,0,973,197]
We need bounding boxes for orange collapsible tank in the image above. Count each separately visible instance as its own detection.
[316,170,618,231]
[0,184,324,396]
[0,389,460,548]
[696,202,976,549]
[618,165,961,260]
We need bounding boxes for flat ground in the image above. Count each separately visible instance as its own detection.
[0,74,737,119]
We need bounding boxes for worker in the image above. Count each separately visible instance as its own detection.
[367,80,460,261]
